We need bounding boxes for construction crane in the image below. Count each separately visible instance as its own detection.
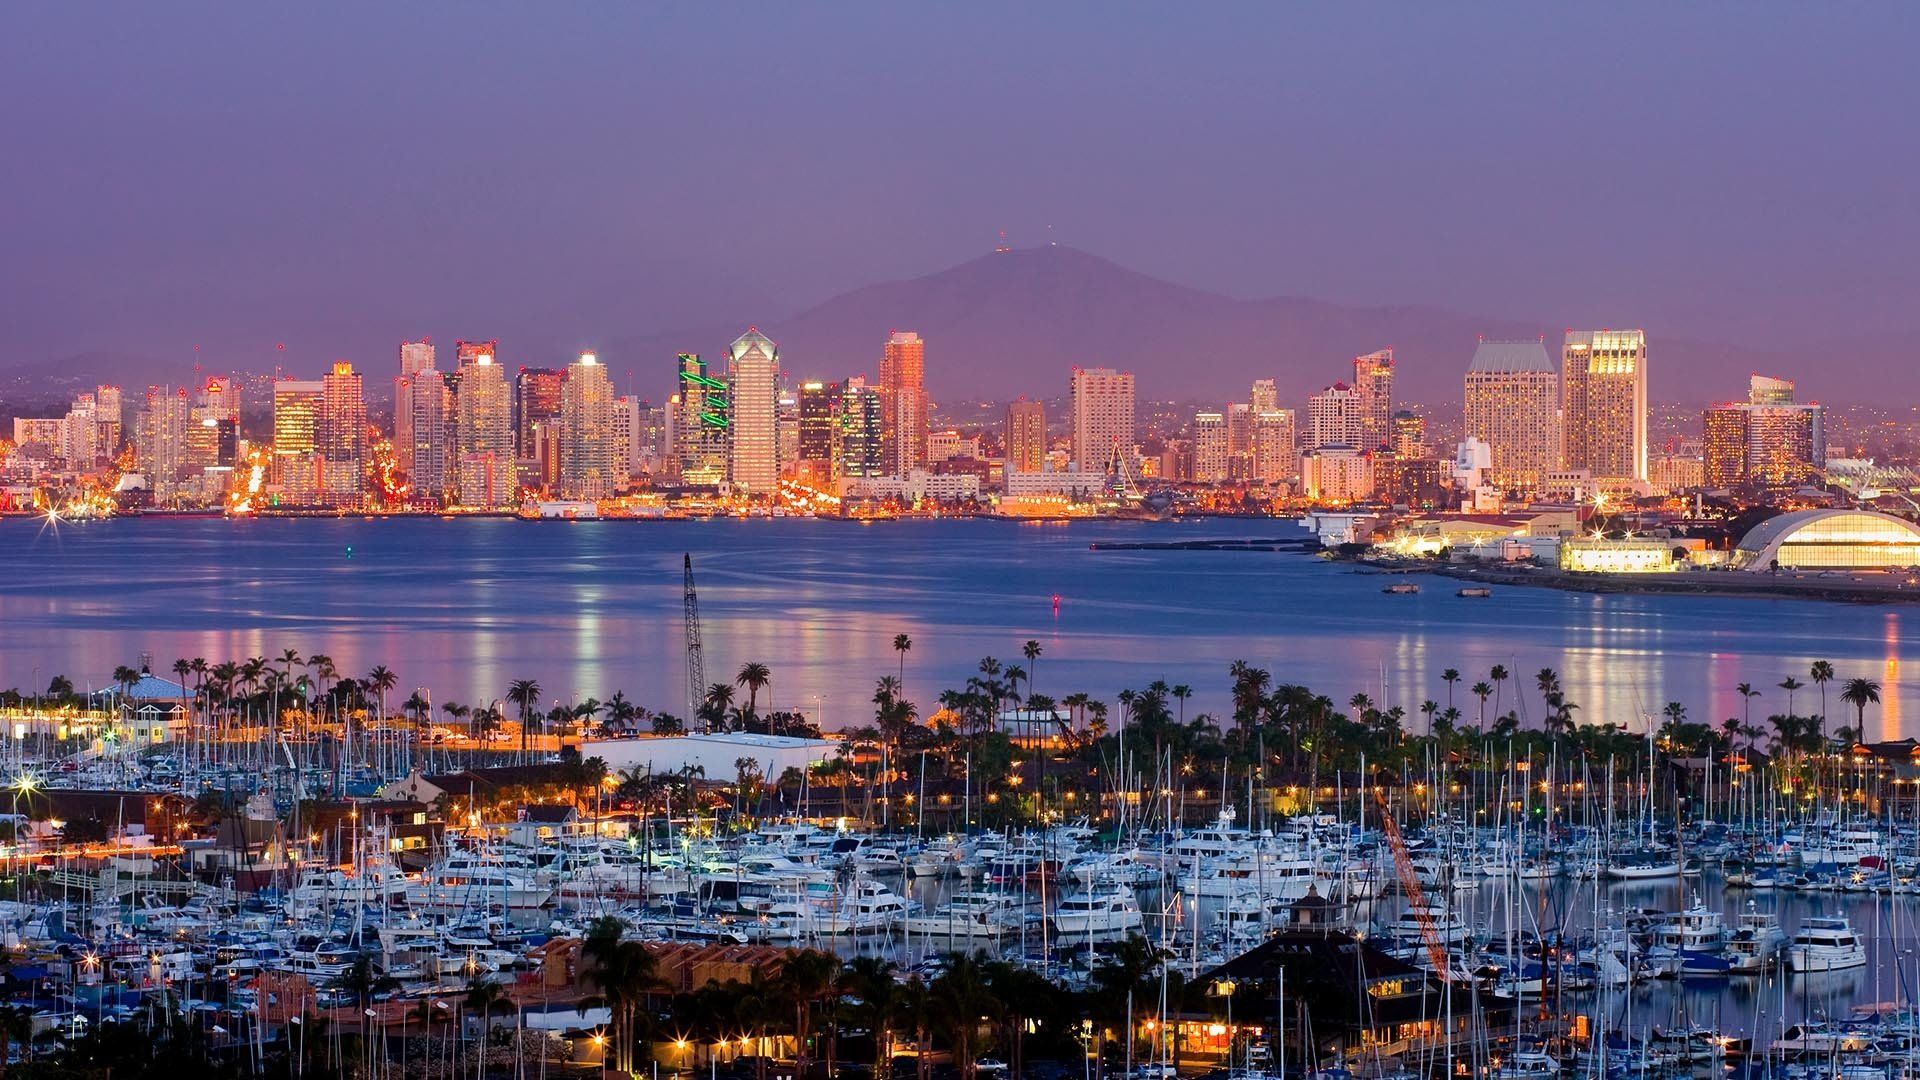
[1372,786,1453,980]
[683,553,705,722]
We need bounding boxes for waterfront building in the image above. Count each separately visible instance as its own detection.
[879,330,928,475]
[1464,339,1560,491]
[1307,383,1363,449]
[399,339,436,376]
[1004,399,1046,474]
[455,354,515,508]
[185,378,240,473]
[1702,374,1826,489]
[725,328,779,495]
[1069,366,1135,474]
[61,393,103,472]
[396,369,453,502]
[1225,403,1255,480]
[1562,329,1647,481]
[838,377,886,479]
[1353,348,1395,451]
[1254,409,1297,482]
[514,367,566,461]
[926,430,979,463]
[271,378,323,485]
[456,339,498,371]
[843,468,982,503]
[1193,411,1228,484]
[1300,445,1372,503]
[613,396,639,488]
[1002,467,1105,500]
[136,386,190,501]
[1560,535,1678,574]
[793,380,839,485]
[672,353,729,486]
[559,352,617,499]
[317,361,367,501]
[1732,508,1920,572]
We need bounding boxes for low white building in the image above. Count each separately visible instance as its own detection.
[841,469,981,503]
[576,732,836,779]
[1002,467,1104,499]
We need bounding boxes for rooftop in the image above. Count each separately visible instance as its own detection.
[1468,340,1554,374]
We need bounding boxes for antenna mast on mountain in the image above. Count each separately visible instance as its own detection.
[994,229,1012,255]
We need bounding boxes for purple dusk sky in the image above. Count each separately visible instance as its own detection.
[3,4,1917,387]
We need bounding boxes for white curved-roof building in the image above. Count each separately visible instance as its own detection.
[1732,509,1920,571]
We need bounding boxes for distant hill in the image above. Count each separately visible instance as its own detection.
[5,246,1868,406]
[610,245,1815,404]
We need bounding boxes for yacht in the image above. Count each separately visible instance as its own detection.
[905,892,1023,940]
[1051,887,1144,937]
[1784,915,1867,972]
[1382,902,1470,945]
[406,850,554,912]
[1725,906,1786,973]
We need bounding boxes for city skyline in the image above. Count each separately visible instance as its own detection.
[4,8,1919,401]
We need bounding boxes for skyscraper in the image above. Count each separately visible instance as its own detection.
[456,339,498,371]
[1391,411,1429,459]
[398,370,453,502]
[318,362,367,500]
[1254,410,1297,482]
[559,353,617,499]
[1069,367,1135,473]
[1464,340,1560,491]
[399,339,437,376]
[1004,399,1046,474]
[514,368,566,460]
[271,378,323,484]
[1562,329,1648,481]
[1225,403,1255,480]
[1250,379,1278,414]
[838,377,886,480]
[725,328,779,495]
[1307,383,1363,449]
[456,355,514,507]
[1352,349,1395,451]
[795,380,840,484]
[1193,411,1228,484]
[137,386,190,501]
[672,353,729,486]
[879,331,929,475]
[1702,374,1826,489]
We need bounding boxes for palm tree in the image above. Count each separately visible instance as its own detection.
[507,678,541,755]
[1737,682,1760,730]
[1442,668,1461,711]
[927,953,1000,1080]
[1779,676,1804,718]
[1471,681,1494,726]
[1022,639,1042,698]
[1810,660,1835,730]
[702,683,736,732]
[582,916,667,1075]
[736,662,772,718]
[893,633,913,688]
[1842,677,1882,735]
[841,956,904,1077]
[777,949,839,1076]
[366,665,398,720]
[1489,664,1509,718]
[277,648,302,692]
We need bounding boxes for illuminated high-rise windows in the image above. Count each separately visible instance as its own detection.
[1562,330,1647,482]
[1464,340,1560,491]
[879,331,928,476]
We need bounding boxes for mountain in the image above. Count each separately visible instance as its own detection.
[610,245,1811,404]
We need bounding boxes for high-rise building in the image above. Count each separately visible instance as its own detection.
[271,379,323,485]
[318,362,367,499]
[61,393,102,471]
[397,370,453,502]
[1391,411,1429,459]
[559,353,617,499]
[725,329,779,494]
[1562,329,1648,482]
[879,331,928,476]
[672,353,729,486]
[454,355,513,507]
[1004,399,1046,474]
[613,396,639,488]
[1193,411,1228,484]
[456,340,498,371]
[1352,349,1395,451]
[1300,446,1373,503]
[1464,340,1560,491]
[399,339,437,376]
[186,378,239,472]
[93,385,124,464]
[1250,379,1278,415]
[838,377,886,480]
[1702,374,1826,489]
[795,381,841,485]
[1254,409,1297,482]
[514,368,566,460]
[1069,367,1135,473]
[137,386,190,501]
[1307,383,1363,449]
[1225,403,1255,480]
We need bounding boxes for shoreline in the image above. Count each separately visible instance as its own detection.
[1366,557,1920,605]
